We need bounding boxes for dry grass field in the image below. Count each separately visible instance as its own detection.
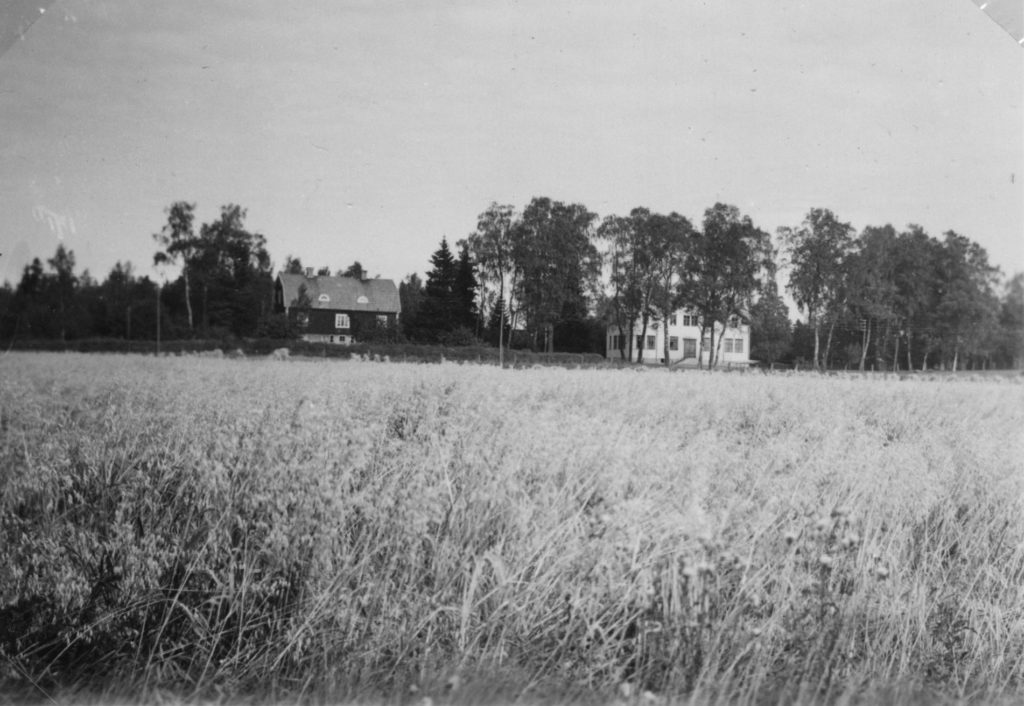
[1,352,1023,706]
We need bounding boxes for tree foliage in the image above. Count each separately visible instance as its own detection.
[682,203,772,368]
[466,202,518,362]
[779,208,855,369]
[512,197,599,353]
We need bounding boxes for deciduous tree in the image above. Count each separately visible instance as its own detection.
[683,203,772,368]
[779,208,855,369]
[512,197,599,353]
[153,201,198,331]
[467,202,519,365]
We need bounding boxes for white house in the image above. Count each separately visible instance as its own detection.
[606,310,753,367]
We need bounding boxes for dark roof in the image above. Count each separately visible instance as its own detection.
[277,273,401,314]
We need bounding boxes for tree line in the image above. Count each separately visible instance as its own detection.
[1,202,277,342]
[1,197,1021,370]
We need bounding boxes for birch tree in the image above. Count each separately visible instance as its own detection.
[467,202,518,366]
[778,208,854,370]
[153,201,198,332]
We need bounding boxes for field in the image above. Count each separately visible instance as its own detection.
[1,353,1023,706]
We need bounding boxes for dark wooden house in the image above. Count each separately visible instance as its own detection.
[275,271,401,344]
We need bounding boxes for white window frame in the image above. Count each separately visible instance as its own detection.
[335,313,350,330]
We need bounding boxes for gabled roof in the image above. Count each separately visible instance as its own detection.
[277,273,401,314]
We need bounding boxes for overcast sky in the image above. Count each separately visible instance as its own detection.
[1,0,1021,289]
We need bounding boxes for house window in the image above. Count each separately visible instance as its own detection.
[647,335,655,349]
[356,295,369,304]
[376,314,388,327]
[669,336,679,351]
[318,294,330,303]
[728,315,740,329]
[335,313,350,329]
[683,338,697,358]
[669,314,677,326]
[723,338,743,354]
[683,314,698,327]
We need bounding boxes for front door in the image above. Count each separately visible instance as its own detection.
[683,338,697,359]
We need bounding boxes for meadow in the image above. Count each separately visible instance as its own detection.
[1,352,1023,706]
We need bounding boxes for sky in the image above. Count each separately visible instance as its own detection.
[0,0,1022,290]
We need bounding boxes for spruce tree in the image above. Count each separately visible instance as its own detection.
[454,242,479,333]
[486,296,509,347]
[416,237,457,340]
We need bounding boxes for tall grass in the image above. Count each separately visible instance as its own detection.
[1,353,1022,705]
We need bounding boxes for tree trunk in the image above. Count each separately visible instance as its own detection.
[892,330,900,373]
[202,281,209,337]
[696,315,714,369]
[637,314,649,364]
[823,316,838,371]
[812,315,821,370]
[663,316,672,367]
[858,319,870,371]
[184,267,194,331]
[906,328,913,372]
[498,280,505,369]
[697,323,706,369]
[714,326,726,369]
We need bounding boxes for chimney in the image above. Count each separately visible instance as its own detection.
[305,267,314,278]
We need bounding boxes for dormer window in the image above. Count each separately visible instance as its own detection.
[318,294,330,303]
[356,295,369,304]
